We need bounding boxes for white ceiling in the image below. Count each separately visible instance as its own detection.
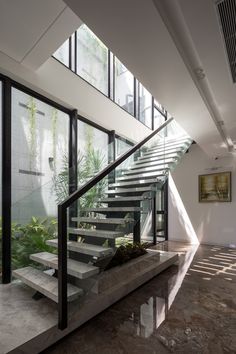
[0,0,235,158]
[63,0,236,158]
[0,0,81,69]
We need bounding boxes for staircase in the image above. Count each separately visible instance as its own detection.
[13,134,192,305]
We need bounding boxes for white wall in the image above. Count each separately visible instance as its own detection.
[0,51,151,143]
[169,144,236,247]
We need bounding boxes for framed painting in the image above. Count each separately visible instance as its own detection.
[199,171,231,202]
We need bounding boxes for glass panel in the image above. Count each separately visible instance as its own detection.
[0,81,2,282]
[54,38,70,67]
[11,87,69,269]
[114,57,134,115]
[115,136,134,178]
[77,120,109,188]
[154,108,165,130]
[139,84,152,128]
[76,24,109,95]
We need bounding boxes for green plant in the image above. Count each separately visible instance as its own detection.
[104,243,148,270]
[51,108,58,173]
[27,97,37,170]
[11,217,57,269]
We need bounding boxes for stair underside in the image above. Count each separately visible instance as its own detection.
[30,252,99,279]
[13,267,83,302]
[46,239,113,257]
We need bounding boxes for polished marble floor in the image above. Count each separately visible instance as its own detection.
[42,242,236,354]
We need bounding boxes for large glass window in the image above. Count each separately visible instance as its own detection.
[54,38,70,67]
[77,120,109,187]
[139,84,152,129]
[114,58,134,115]
[115,136,134,177]
[154,107,166,130]
[11,88,69,269]
[76,25,109,95]
[77,120,109,211]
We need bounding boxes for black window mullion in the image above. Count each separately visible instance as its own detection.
[2,78,12,284]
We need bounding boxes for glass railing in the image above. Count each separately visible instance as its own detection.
[57,117,193,329]
[9,117,193,330]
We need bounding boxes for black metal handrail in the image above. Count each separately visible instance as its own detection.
[58,117,173,329]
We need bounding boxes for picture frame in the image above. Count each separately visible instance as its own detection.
[199,171,231,203]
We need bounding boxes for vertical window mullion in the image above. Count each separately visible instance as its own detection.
[2,78,11,284]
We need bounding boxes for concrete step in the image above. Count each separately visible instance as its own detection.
[13,267,82,302]
[150,136,191,148]
[99,196,146,202]
[142,147,183,157]
[84,207,142,213]
[148,138,191,151]
[130,158,176,169]
[138,152,180,161]
[109,178,158,187]
[68,227,125,239]
[72,217,134,224]
[116,171,166,181]
[124,165,170,175]
[46,239,113,257]
[30,252,99,279]
[106,186,155,194]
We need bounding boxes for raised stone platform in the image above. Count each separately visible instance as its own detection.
[1,249,178,354]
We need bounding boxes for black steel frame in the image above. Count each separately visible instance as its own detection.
[57,117,173,329]
[0,71,170,330]
[0,72,134,282]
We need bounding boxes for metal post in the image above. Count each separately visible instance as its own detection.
[152,195,157,245]
[58,205,68,330]
[2,78,12,284]
[69,109,78,232]
[133,212,141,243]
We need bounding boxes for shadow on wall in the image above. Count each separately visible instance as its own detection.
[169,174,199,245]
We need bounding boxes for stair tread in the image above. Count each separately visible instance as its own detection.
[133,157,176,166]
[69,228,124,239]
[151,136,191,146]
[125,165,170,175]
[148,140,189,151]
[117,172,166,181]
[109,178,158,187]
[106,186,155,193]
[13,266,82,302]
[99,196,146,202]
[46,239,113,257]
[72,217,134,224]
[138,152,180,161]
[84,207,142,212]
[142,148,183,157]
[30,252,99,279]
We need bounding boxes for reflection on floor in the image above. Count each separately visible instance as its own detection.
[42,242,236,353]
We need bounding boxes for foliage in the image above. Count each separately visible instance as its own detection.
[0,217,58,271]
[52,125,107,211]
[51,108,58,173]
[27,97,37,170]
[104,243,148,270]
